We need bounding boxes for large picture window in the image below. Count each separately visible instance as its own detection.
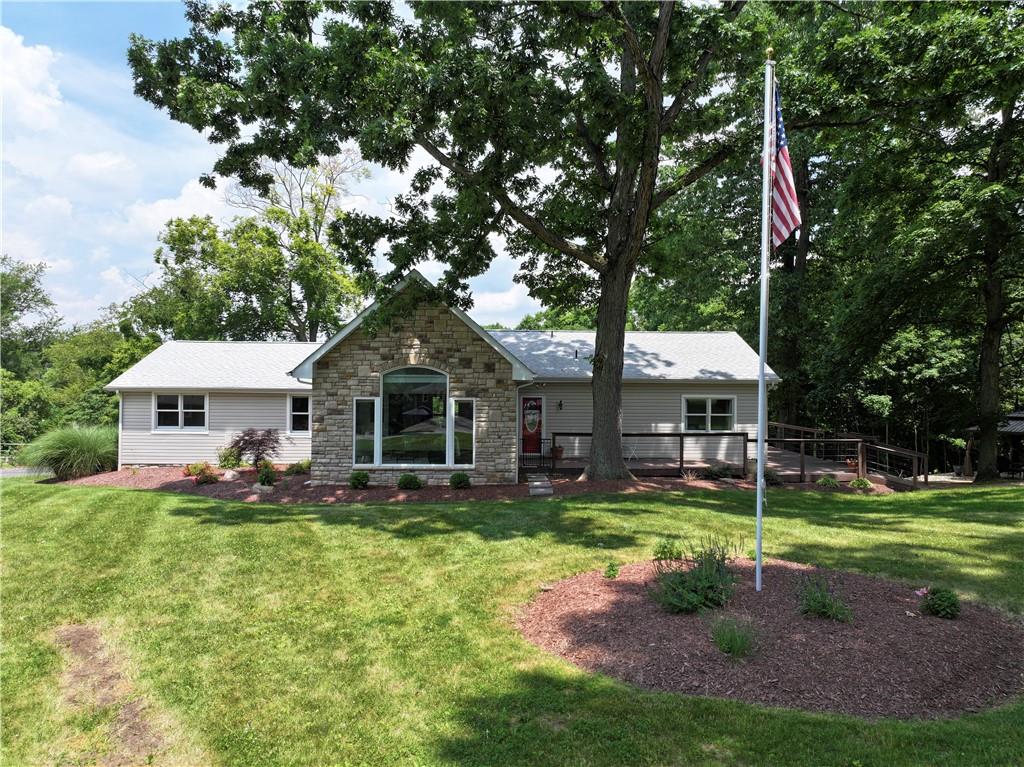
[683,396,735,432]
[382,367,447,465]
[353,368,475,467]
[154,393,207,431]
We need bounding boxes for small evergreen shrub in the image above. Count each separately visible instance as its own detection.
[703,463,732,480]
[283,459,311,476]
[652,538,683,562]
[21,425,117,480]
[449,472,471,489]
[798,575,853,623]
[650,536,739,614]
[349,471,370,489]
[920,587,961,619]
[183,461,212,477]
[227,428,281,467]
[216,446,242,469]
[397,473,423,490]
[848,477,873,490]
[257,460,276,487]
[815,475,840,488]
[711,617,756,659]
[604,562,620,579]
[763,468,784,486]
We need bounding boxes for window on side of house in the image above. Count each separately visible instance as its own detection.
[353,398,377,465]
[683,396,734,432]
[154,393,207,431]
[452,399,475,466]
[290,395,311,433]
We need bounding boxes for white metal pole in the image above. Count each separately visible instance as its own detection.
[755,55,776,593]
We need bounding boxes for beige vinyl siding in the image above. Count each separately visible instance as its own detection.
[120,391,311,465]
[519,381,757,466]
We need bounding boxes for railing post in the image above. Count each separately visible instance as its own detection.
[799,439,806,483]
[742,434,749,478]
[551,434,557,473]
[858,441,866,479]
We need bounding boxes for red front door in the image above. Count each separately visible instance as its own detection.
[521,397,543,454]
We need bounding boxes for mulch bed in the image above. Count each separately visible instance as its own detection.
[517,559,1024,719]
[64,467,890,504]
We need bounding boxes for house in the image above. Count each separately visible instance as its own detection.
[106,272,777,484]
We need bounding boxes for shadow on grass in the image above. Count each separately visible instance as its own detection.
[429,668,1024,767]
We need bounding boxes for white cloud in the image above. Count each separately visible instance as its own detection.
[467,282,541,328]
[101,178,233,244]
[0,27,62,130]
[24,194,72,220]
[67,151,137,184]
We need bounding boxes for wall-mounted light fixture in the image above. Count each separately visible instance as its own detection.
[557,400,563,410]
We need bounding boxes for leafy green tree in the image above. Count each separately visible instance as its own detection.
[128,0,763,479]
[1,255,61,378]
[0,370,56,447]
[124,158,366,342]
[516,307,599,331]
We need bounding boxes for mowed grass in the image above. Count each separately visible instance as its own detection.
[2,480,1022,766]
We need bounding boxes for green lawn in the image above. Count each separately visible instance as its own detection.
[3,480,1022,766]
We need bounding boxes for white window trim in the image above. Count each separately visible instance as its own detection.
[351,367,477,470]
[151,392,209,434]
[681,394,737,433]
[287,393,312,435]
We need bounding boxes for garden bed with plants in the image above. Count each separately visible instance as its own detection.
[518,550,1024,719]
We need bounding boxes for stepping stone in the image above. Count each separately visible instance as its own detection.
[527,474,554,496]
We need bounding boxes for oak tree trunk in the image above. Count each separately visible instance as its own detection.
[974,269,1005,481]
[584,261,635,480]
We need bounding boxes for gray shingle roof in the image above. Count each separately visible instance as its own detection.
[488,330,777,382]
[104,341,318,391]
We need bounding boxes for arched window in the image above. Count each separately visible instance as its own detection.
[381,367,448,465]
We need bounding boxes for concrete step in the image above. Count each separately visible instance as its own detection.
[527,474,554,496]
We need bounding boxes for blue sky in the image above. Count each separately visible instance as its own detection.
[2,2,540,328]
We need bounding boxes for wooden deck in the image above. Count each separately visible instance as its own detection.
[537,446,859,482]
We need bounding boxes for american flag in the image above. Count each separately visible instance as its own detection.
[771,88,801,249]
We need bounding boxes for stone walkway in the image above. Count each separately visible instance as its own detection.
[527,473,553,496]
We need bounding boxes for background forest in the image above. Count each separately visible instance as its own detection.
[3,1,1021,477]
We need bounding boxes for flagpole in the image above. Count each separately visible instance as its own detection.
[755,52,776,593]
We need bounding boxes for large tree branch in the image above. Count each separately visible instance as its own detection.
[662,1,746,132]
[652,139,737,209]
[602,2,659,99]
[574,110,613,191]
[649,1,675,77]
[417,135,607,272]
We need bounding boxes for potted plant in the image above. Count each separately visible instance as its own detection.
[550,444,564,460]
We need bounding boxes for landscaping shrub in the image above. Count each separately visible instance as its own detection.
[652,538,683,562]
[449,472,471,489]
[217,446,242,469]
[763,468,784,486]
[283,459,311,476]
[604,562,620,579]
[194,467,219,485]
[703,463,732,480]
[348,471,370,489]
[21,425,117,480]
[227,428,281,467]
[815,475,840,488]
[798,575,853,623]
[848,477,873,490]
[650,536,739,614]
[920,587,961,619]
[680,469,702,482]
[183,461,212,477]
[257,459,276,486]
[711,617,756,659]
[398,473,423,490]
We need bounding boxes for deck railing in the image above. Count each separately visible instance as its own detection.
[548,431,750,477]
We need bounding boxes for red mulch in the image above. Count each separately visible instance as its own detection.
[517,559,1024,719]
[64,467,890,504]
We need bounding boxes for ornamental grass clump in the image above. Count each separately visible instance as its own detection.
[798,575,853,623]
[21,425,117,480]
[815,475,840,488]
[920,587,961,619]
[710,617,757,659]
[848,477,873,490]
[649,536,739,614]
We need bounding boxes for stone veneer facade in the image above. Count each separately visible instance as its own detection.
[310,302,519,485]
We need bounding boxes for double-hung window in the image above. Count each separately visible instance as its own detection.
[683,396,735,432]
[289,395,311,433]
[352,367,475,467]
[154,393,207,431]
